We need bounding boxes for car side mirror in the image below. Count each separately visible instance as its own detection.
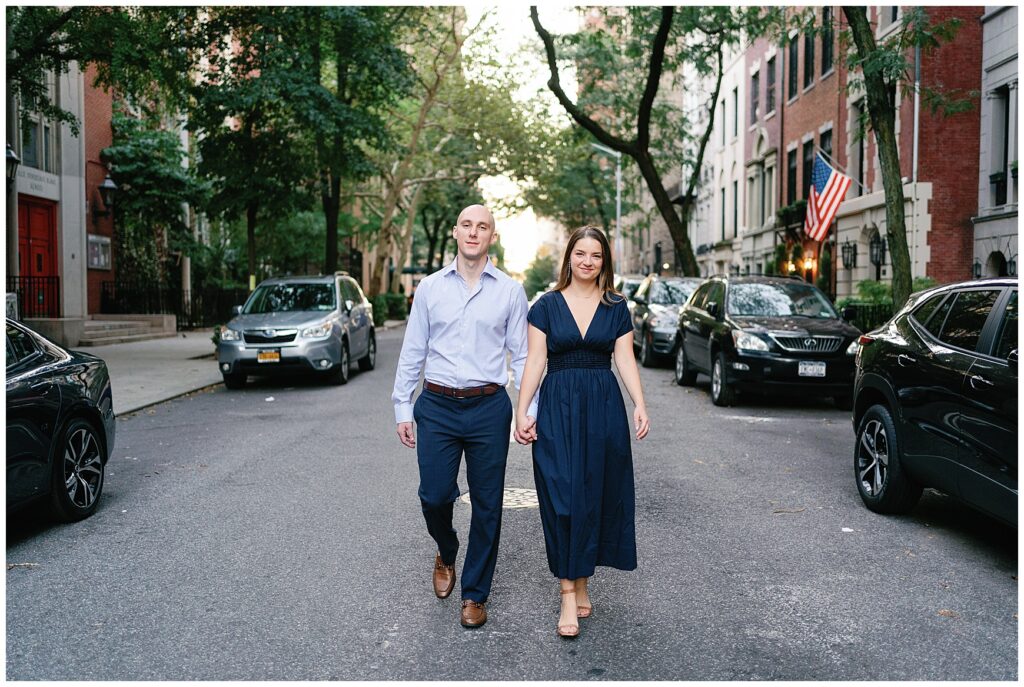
[706,301,720,318]
[841,305,857,321]
[344,299,355,314]
[1009,349,1018,367]
[231,305,242,316]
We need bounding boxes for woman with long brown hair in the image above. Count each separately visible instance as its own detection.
[515,225,649,638]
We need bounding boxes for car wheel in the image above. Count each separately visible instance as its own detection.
[710,352,736,406]
[833,394,853,411]
[674,341,697,386]
[222,371,246,389]
[640,331,656,368]
[855,404,922,514]
[328,341,350,385]
[50,418,105,522]
[358,332,376,372]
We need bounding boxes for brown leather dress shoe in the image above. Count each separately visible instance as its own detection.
[460,599,487,628]
[433,553,455,599]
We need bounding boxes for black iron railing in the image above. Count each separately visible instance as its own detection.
[845,302,894,333]
[100,282,250,329]
[7,276,60,319]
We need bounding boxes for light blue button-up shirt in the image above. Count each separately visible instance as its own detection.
[392,258,537,424]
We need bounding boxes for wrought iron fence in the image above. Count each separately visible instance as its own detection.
[6,276,60,319]
[845,302,894,333]
[100,282,250,329]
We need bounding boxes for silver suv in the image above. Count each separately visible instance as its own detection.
[217,273,375,388]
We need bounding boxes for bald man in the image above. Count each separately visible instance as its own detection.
[392,204,537,628]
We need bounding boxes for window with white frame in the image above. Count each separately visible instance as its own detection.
[87,234,112,270]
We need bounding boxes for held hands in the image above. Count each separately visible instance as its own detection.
[633,405,650,440]
[515,414,537,445]
[397,422,416,449]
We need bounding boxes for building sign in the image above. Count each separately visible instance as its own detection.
[16,166,60,201]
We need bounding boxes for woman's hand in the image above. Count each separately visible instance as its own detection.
[633,405,649,440]
[515,414,537,444]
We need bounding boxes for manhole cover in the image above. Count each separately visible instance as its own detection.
[460,487,539,509]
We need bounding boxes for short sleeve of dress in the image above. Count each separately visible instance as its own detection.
[613,298,632,338]
[527,295,548,334]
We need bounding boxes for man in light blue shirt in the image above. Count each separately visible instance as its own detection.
[393,204,536,629]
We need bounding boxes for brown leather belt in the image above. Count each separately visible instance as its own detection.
[424,381,501,399]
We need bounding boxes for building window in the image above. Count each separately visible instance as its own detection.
[732,180,738,237]
[87,235,112,270]
[991,84,1013,207]
[720,99,726,145]
[766,57,776,113]
[750,71,760,124]
[802,141,815,199]
[732,87,738,138]
[821,8,834,75]
[720,188,726,241]
[820,128,833,160]
[787,149,797,205]
[803,33,815,89]
[877,6,900,31]
[788,39,799,100]
[17,77,57,174]
[764,163,774,223]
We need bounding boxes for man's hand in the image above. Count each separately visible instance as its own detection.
[397,422,416,448]
[514,415,537,444]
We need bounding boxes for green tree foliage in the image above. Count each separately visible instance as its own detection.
[816,243,833,296]
[101,112,208,284]
[6,6,209,130]
[523,254,558,300]
[532,6,771,276]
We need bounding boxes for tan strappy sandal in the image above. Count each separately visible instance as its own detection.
[557,588,580,638]
[575,580,592,618]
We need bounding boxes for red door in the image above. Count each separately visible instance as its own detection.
[17,197,59,317]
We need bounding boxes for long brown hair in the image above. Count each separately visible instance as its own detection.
[554,225,622,305]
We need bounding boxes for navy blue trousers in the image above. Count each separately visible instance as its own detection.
[414,387,512,603]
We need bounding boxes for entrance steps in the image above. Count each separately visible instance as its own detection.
[77,315,177,346]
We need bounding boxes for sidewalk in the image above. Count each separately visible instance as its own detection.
[86,321,406,417]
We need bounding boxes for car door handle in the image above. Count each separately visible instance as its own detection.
[896,354,915,367]
[969,374,994,389]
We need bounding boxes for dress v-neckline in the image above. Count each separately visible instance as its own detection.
[556,290,601,342]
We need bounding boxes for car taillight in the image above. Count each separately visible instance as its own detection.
[858,335,875,346]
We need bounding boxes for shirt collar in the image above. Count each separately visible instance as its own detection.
[442,256,499,280]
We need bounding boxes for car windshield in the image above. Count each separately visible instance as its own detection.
[727,282,838,319]
[244,283,335,314]
[650,280,696,305]
[621,280,642,300]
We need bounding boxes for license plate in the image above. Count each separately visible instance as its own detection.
[257,349,280,364]
[798,361,826,377]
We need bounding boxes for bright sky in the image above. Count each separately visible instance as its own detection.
[463,4,581,274]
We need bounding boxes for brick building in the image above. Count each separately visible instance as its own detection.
[83,65,116,315]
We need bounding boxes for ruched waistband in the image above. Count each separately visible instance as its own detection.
[547,349,612,373]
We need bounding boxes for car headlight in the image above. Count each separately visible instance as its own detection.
[220,326,240,342]
[846,340,859,356]
[301,322,333,339]
[732,330,769,352]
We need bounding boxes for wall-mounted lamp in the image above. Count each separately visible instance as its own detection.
[787,261,797,273]
[804,254,816,271]
[1008,255,1017,277]
[972,258,983,280]
[7,143,20,190]
[840,240,857,270]
[91,174,118,222]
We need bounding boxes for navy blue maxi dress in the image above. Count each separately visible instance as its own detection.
[527,290,637,580]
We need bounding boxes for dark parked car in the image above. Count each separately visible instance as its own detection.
[6,318,115,521]
[615,273,646,314]
[673,275,862,407]
[852,278,1017,527]
[631,275,703,367]
[217,273,375,387]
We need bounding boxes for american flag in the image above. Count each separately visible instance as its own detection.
[804,153,852,242]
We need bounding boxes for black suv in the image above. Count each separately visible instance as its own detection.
[852,278,1017,527]
[673,275,861,407]
[631,275,703,367]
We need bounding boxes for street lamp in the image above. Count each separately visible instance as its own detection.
[7,143,20,190]
[590,142,622,257]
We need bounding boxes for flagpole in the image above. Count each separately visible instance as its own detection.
[815,146,869,195]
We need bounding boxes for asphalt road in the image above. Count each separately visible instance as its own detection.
[6,327,1018,680]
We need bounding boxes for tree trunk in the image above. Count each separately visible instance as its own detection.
[246,201,258,291]
[391,185,424,292]
[844,6,912,308]
[322,175,340,273]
